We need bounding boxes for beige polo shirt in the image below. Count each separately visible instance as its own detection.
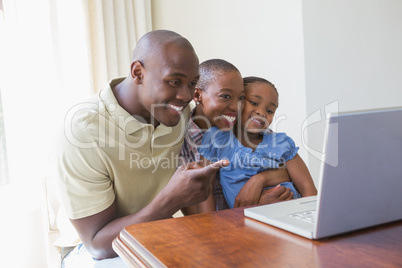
[58,78,190,219]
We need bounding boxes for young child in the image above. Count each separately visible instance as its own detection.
[199,76,317,209]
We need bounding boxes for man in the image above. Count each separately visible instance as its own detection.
[57,30,227,261]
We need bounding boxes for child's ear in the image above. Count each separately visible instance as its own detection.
[194,87,202,104]
[130,61,144,84]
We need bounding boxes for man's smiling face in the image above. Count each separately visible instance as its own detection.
[138,42,199,127]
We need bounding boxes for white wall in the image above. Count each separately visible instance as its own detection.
[303,0,402,181]
[152,0,402,185]
[152,0,309,165]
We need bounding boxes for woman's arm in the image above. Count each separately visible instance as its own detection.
[234,168,293,207]
[285,154,317,196]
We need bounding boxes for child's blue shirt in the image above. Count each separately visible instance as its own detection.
[199,126,299,208]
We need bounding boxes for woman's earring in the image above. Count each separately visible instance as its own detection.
[196,101,200,105]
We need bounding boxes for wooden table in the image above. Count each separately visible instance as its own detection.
[113,208,402,267]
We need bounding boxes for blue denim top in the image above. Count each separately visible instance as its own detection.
[199,126,298,208]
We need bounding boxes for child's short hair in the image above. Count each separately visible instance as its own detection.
[197,59,240,91]
[243,76,278,94]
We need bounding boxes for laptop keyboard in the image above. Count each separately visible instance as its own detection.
[289,210,317,224]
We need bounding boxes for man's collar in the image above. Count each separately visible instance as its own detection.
[100,78,149,134]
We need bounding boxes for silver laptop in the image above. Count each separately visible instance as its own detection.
[244,107,402,239]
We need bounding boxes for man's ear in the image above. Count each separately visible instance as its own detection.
[194,87,202,104]
[130,61,144,84]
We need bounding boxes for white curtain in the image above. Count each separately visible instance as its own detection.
[0,1,152,267]
[0,0,152,186]
[84,0,152,92]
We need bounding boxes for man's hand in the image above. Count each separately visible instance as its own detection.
[164,159,229,209]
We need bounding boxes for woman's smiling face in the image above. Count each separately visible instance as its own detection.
[241,82,278,134]
[196,70,245,131]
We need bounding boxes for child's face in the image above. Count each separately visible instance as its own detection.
[197,71,245,130]
[241,82,278,134]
